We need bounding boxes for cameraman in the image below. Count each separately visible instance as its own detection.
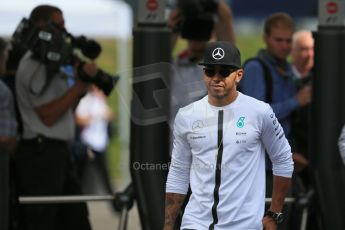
[168,0,235,124]
[14,5,96,230]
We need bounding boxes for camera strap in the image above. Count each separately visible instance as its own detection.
[28,55,59,96]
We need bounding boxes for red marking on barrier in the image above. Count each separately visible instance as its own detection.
[327,2,338,14]
[146,0,159,11]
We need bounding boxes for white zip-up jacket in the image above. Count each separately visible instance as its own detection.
[166,93,294,230]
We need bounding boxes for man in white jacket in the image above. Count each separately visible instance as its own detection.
[164,41,294,230]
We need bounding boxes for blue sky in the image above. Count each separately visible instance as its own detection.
[0,0,132,39]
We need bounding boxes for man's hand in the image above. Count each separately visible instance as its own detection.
[167,8,182,31]
[295,85,312,107]
[262,216,277,230]
[217,0,233,20]
[293,152,309,172]
[83,62,98,77]
[215,0,235,42]
[164,193,185,230]
[167,8,182,49]
[76,62,98,85]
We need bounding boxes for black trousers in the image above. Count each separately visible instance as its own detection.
[14,136,91,230]
[0,150,9,230]
[88,150,114,194]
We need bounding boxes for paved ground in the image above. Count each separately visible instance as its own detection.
[82,160,141,230]
[88,202,141,230]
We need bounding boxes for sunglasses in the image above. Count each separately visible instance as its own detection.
[203,67,238,78]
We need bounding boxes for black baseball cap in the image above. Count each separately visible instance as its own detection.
[199,41,241,68]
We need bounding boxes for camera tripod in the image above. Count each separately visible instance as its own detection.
[113,184,135,230]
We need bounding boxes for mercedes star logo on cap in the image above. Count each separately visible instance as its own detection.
[212,48,225,60]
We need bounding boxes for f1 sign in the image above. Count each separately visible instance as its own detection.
[138,0,165,24]
[319,0,345,26]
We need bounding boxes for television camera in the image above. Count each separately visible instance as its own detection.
[11,18,118,96]
[176,0,219,41]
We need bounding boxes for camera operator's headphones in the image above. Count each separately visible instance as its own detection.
[12,17,117,96]
[12,18,72,71]
[32,26,72,70]
[12,18,73,94]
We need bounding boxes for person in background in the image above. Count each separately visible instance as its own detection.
[164,41,293,230]
[290,29,316,230]
[14,5,97,230]
[0,36,17,230]
[0,38,17,154]
[1,43,24,135]
[290,30,314,185]
[239,13,312,138]
[239,13,312,229]
[75,84,114,195]
[291,30,314,80]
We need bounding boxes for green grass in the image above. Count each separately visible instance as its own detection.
[95,35,263,183]
[236,36,265,62]
[93,38,121,182]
